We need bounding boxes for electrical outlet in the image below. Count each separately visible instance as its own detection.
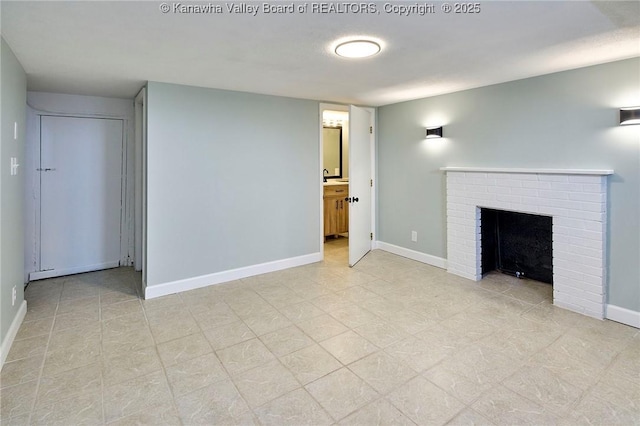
[12,286,17,306]
[411,231,418,242]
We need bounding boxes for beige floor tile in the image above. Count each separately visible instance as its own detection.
[216,338,276,375]
[349,351,417,394]
[387,376,464,425]
[102,345,163,386]
[546,331,624,369]
[174,379,254,425]
[526,348,604,390]
[5,334,48,363]
[101,299,143,321]
[596,373,640,413]
[106,403,181,426]
[607,341,640,383]
[141,293,183,312]
[31,390,103,425]
[329,304,382,328]
[102,321,155,355]
[147,308,199,344]
[278,301,326,322]
[56,295,98,315]
[434,343,522,386]
[203,320,256,350]
[14,317,54,341]
[191,302,240,330]
[305,367,379,421]
[446,408,496,425]
[165,352,228,397]
[260,325,314,357]
[8,253,637,426]
[385,336,448,372]
[320,331,378,365]
[243,310,293,336]
[0,354,43,388]
[35,362,102,408]
[472,385,560,425]
[43,330,101,376]
[439,311,499,341]
[338,398,414,425]
[103,370,173,423]
[156,332,212,367]
[297,314,350,342]
[232,360,300,407]
[0,380,38,419]
[502,365,584,416]
[254,388,332,426]
[386,309,438,335]
[0,413,30,425]
[280,344,342,385]
[423,364,494,405]
[353,320,412,348]
[100,289,139,307]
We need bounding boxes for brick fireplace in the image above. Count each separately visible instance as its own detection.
[441,167,613,319]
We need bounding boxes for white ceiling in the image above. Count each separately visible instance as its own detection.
[1,1,639,106]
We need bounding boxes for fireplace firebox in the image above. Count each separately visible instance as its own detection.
[481,209,553,284]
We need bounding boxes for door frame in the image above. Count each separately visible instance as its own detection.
[318,103,376,261]
[25,102,134,281]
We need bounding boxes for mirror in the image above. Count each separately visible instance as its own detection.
[323,126,342,179]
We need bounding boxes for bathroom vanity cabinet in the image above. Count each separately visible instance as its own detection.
[323,184,349,237]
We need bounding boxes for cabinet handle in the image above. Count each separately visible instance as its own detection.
[335,189,345,193]
[335,200,338,210]
[340,200,343,209]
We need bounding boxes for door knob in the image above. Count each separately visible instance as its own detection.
[353,197,359,203]
[345,197,359,203]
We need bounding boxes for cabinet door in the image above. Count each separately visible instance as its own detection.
[324,197,338,236]
[337,198,349,234]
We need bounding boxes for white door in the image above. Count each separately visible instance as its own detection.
[35,116,123,280]
[348,105,372,267]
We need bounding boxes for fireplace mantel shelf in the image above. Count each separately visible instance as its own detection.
[440,167,614,176]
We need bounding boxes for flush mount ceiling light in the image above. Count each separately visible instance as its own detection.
[334,39,381,58]
[620,106,640,125]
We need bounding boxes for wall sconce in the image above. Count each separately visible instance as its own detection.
[620,107,640,125]
[426,126,443,138]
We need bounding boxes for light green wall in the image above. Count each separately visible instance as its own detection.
[378,58,640,312]
[1,38,26,344]
[145,82,319,286]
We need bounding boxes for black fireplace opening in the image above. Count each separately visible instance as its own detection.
[481,208,553,284]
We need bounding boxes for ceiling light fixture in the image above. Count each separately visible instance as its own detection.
[334,39,381,58]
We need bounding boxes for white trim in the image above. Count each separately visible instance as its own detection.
[606,304,640,329]
[440,167,614,176]
[144,253,322,299]
[376,241,447,270]
[1,301,27,370]
[29,261,119,281]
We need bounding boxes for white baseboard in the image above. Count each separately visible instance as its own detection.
[606,304,640,329]
[29,261,120,281]
[1,301,27,371]
[375,241,447,270]
[144,252,322,299]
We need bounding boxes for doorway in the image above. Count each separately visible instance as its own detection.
[319,104,375,267]
[30,115,125,280]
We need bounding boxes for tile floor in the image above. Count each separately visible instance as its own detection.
[1,237,638,425]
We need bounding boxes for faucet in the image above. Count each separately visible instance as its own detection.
[323,169,329,182]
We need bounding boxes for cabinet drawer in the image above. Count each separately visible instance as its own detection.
[324,185,348,197]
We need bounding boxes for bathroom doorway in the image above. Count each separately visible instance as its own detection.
[319,103,376,267]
